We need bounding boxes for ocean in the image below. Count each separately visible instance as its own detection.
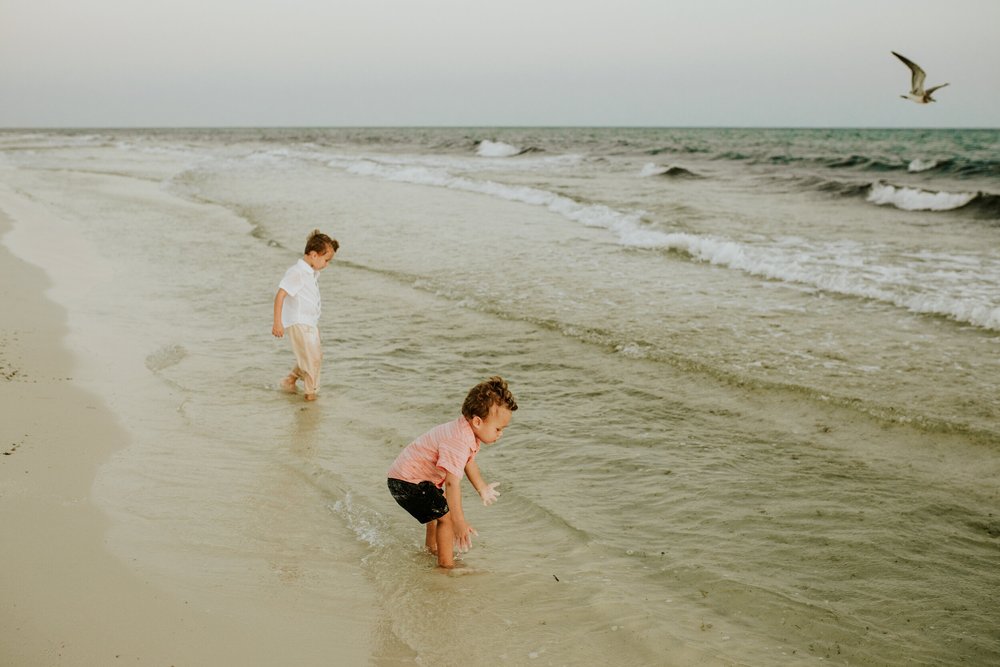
[1,127,998,665]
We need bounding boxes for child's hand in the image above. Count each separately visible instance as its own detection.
[454,522,478,553]
[479,482,500,506]
[272,323,284,338]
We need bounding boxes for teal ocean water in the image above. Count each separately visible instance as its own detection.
[2,128,998,665]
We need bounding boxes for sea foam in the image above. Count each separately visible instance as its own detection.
[907,158,939,173]
[867,182,976,211]
[321,154,1000,331]
[331,156,645,234]
[477,140,522,158]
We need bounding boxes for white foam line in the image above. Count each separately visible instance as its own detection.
[867,182,976,212]
[329,156,650,237]
[320,156,1000,331]
[646,232,1000,330]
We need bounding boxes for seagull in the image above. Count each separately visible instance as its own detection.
[892,51,949,104]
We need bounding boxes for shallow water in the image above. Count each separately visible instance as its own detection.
[1,128,998,665]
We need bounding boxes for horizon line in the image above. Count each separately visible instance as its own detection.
[2,124,998,131]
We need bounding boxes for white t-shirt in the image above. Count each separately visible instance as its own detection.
[278,258,322,328]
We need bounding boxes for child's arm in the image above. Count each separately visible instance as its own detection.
[272,288,288,337]
[444,471,477,552]
[465,459,500,506]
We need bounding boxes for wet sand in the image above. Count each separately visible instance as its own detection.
[0,204,374,665]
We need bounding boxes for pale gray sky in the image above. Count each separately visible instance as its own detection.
[2,0,998,127]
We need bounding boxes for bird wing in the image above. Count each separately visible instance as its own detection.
[925,83,950,95]
[892,51,926,94]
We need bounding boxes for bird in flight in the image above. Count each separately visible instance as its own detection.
[892,51,949,104]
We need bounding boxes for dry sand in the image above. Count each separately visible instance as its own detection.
[0,204,373,665]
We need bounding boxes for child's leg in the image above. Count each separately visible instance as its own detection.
[287,325,323,399]
[434,512,456,568]
[280,370,299,392]
[424,520,438,554]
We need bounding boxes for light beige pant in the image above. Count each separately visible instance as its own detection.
[286,324,322,395]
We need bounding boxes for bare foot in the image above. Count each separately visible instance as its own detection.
[280,375,298,393]
[304,393,318,401]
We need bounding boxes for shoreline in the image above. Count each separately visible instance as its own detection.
[1,207,195,663]
[0,197,375,664]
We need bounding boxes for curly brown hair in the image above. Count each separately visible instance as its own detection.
[462,376,518,420]
[305,229,339,255]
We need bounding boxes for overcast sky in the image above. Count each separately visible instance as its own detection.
[2,0,998,128]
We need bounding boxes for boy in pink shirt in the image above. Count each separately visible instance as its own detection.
[387,376,518,569]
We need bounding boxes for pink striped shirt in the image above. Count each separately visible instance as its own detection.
[387,416,480,487]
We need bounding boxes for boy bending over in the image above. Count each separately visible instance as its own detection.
[387,376,518,568]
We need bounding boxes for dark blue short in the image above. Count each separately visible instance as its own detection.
[387,478,450,524]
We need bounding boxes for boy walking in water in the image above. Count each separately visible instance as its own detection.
[272,230,339,401]
[387,376,517,568]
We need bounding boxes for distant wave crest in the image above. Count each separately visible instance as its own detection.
[708,150,999,178]
[867,182,978,212]
[640,163,703,179]
[907,158,939,173]
[475,140,541,158]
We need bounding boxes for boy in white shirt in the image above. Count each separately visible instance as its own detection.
[272,230,338,401]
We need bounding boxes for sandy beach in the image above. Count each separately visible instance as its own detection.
[1,129,996,666]
[4,2,999,662]
[0,199,377,665]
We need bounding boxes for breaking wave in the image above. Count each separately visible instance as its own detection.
[783,174,999,219]
[640,163,704,179]
[908,159,939,173]
[867,182,979,212]
[475,140,541,158]
[321,154,1000,331]
[643,234,1000,331]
